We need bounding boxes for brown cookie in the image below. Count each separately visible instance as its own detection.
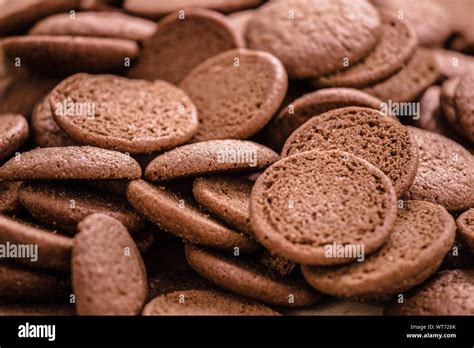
[72,213,148,315]
[143,289,279,316]
[362,48,439,102]
[128,8,243,85]
[384,270,474,315]
[302,200,456,301]
[404,127,474,212]
[0,215,72,272]
[0,114,29,161]
[18,182,144,234]
[49,73,198,153]
[457,208,474,255]
[440,239,474,271]
[228,9,254,40]
[145,140,279,181]
[282,107,418,197]
[147,271,211,300]
[258,249,296,277]
[264,88,383,151]
[29,11,157,41]
[432,49,474,80]
[454,72,474,143]
[180,49,287,141]
[0,181,22,215]
[314,13,418,88]
[185,244,320,307]
[0,146,142,181]
[127,180,259,253]
[246,0,381,79]
[250,150,397,266]
[440,77,462,134]
[0,301,75,316]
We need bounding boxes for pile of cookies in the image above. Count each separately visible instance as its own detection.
[0,0,473,316]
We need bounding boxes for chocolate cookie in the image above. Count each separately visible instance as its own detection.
[457,209,474,255]
[143,289,278,316]
[384,270,474,315]
[0,301,75,316]
[72,213,148,315]
[258,249,296,277]
[314,13,418,88]
[180,49,287,141]
[128,8,243,85]
[18,182,144,234]
[185,244,320,307]
[454,72,474,143]
[0,114,29,161]
[147,271,211,300]
[264,88,382,151]
[0,181,22,215]
[404,127,474,212]
[282,107,418,197]
[362,48,439,102]
[250,150,397,265]
[49,73,198,153]
[127,180,259,253]
[145,140,279,181]
[0,146,142,181]
[302,200,456,300]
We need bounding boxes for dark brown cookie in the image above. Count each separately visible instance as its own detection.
[440,239,474,270]
[302,200,456,300]
[457,208,474,255]
[454,72,474,143]
[49,73,198,153]
[282,107,418,197]
[0,301,75,316]
[72,213,148,315]
[145,140,279,181]
[147,271,211,300]
[185,244,320,307]
[143,288,279,316]
[258,249,296,277]
[250,150,397,265]
[180,49,287,141]
[0,114,29,161]
[127,180,259,253]
[128,8,243,85]
[0,181,22,215]
[264,88,382,151]
[404,127,474,212]
[384,270,474,315]
[0,146,142,181]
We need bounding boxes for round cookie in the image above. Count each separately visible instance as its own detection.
[0,114,29,161]
[0,146,142,181]
[454,72,474,143]
[440,77,462,134]
[145,140,279,181]
[49,73,198,153]
[302,200,456,300]
[362,48,439,102]
[384,270,474,315]
[147,271,211,299]
[143,289,279,316]
[245,0,381,78]
[2,36,139,76]
[282,107,418,197]
[404,127,474,212]
[457,208,474,255]
[72,213,148,315]
[128,8,243,85]
[0,181,22,215]
[264,88,383,151]
[250,150,397,266]
[179,49,287,141]
[0,301,75,316]
[313,13,418,88]
[228,9,254,39]
[193,176,254,236]
[0,215,72,272]
[29,11,157,41]
[18,182,144,234]
[127,180,259,253]
[185,244,320,307]
[258,249,296,277]
[433,49,474,80]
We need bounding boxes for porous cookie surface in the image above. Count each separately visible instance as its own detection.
[457,209,474,255]
[302,201,456,300]
[250,150,397,265]
[180,49,287,141]
[50,74,198,153]
[127,180,259,252]
[72,213,147,315]
[0,114,29,161]
[0,146,142,181]
[246,0,381,78]
[282,107,418,197]
[128,8,243,85]
[454,72,474,143]
[147,271,211,299]
[145,140,279,181]
[404,127,474,212]
[185,244,320,307]
[0,181,22,215]
[384,270,474,315]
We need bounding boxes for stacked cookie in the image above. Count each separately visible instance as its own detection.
[0,0,473,316]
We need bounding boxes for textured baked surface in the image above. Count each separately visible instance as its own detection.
[258,249,296,277]
[440,77,462,134]
[0,181,22,215]
[147,271,211,300]
[0,114,29,161]
[303,200,456,300]
[453,72,474,143]
[180,49,287,141]
[433,49,474,80]
[457,209,474,255]
[0,301,75,316]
